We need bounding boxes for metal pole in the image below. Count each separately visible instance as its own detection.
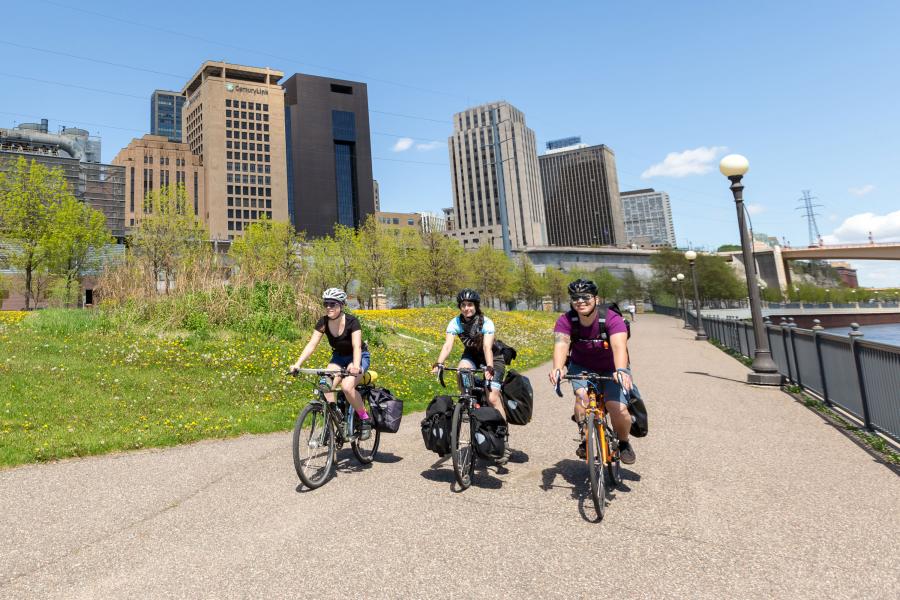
[849,323,874,431]
[680,282,691,329]
[730,175,781,385]
[490,108,512,257]
[688,259,708,340]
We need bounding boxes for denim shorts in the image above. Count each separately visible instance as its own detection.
[567,362,633,405]
[329,350,370,373]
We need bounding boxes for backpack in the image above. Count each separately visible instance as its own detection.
[369,388,403,434]
[459,314,517,364]
[501,370,533,426]
[421,396,454,455]
[470,406,508,459]
[628,387,648,438]
[566,302,630,347]
[493,339,518,365]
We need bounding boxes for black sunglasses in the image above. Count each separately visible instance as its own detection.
[323,301,340,308]
[570,294,594,303]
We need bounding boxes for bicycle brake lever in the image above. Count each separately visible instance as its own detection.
[554,370,563,397]
[438,366,447,388]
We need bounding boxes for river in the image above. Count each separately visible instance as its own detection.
[826,323,900,347]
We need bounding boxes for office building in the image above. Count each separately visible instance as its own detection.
[150,90,186,142]
[111,135,204,230]
[0,119,124,239]
[376,211,420,231]
[539,143,625,247]
[181,61,289,240]
[420,211,447,233]
[620,188,676,248]
[447,101,546,251]
[283,73,375,237]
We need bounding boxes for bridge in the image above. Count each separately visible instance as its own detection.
[1,315,896,597]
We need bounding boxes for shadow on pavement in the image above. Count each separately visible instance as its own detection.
[374,452,403,464]
[419,454,508,491]
[685,370,748,385]
[540,459,640,523]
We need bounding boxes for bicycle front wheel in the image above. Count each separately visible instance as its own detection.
[451,402,474,490]
[586,413,607,520]
[352,394,381,464]
[293,402,335,489]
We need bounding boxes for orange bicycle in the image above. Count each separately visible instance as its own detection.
[555,370,621,520]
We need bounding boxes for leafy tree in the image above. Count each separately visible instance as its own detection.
[230,219,305,284]
[43,195,111,307]
[414,232,464,304]
[388,228,424,307]
[542,266,568,311]
[307,225,358,300]
[0,156,72,309]
[651,247,744,302]
[515,255,545,310]
[620,269,645,303]
[716,244,742,252]
[593,268,622,300]
[355,214,395,307]
[466,245,514,309]
[129,184,206,295]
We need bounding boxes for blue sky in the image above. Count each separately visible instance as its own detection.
[3,0,899,286]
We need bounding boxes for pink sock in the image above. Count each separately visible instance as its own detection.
[356,409,370,420]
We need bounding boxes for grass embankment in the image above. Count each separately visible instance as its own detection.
[0,307,556,468]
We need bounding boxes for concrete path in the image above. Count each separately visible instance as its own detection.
[1,314,898,599]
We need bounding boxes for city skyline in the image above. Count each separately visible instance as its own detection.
[2,0,898,285]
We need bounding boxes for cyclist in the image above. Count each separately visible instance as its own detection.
[548,279,637,464]
[431,288,510,462]
[290,288,373,440]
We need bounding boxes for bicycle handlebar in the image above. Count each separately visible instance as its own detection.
[287,367,353,378]
[435,365,486,388]
[554,369,617,397]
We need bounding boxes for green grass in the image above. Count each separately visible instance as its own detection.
[0,307,557,468]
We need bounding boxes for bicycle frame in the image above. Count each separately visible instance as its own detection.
[581,382,611,466]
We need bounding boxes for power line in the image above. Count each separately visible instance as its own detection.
[0,71,146,100]
[0,39,186,79]
[36,0,467,101]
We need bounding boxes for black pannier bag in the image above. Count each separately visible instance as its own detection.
[501,370,534,426]
[421,395,454,455]
[369,388,403,433]
[628,387,648,438]
[471,406,508,459]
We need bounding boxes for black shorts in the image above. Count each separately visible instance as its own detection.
[460,350,506,390]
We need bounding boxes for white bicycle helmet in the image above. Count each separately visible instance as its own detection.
[322,288,347,304]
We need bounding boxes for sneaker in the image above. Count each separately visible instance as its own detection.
[358,418,373,441]
[619,441,636,465]
[496,440,510,465]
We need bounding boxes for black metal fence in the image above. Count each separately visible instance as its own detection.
[653,304,900,444]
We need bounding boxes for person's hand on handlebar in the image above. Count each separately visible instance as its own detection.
[484,365,494,381]
[289,362,302,375]
[615,368,633,393]
[347,364,361,376]
[548,367,564,386]
[430,362,444,375]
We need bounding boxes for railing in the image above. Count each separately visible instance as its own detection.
[653,304,900,444]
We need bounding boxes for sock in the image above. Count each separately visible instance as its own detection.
[356,408,370,420]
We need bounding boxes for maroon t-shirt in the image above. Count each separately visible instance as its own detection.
[554,308,628,373]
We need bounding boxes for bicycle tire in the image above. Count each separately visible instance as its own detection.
[451,402,474,490]
[587,413,607,520]
[351,393,381,464]
[292,402,335,489]
[606,417,622,487]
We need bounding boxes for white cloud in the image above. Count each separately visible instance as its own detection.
[415,141,443,151]
[848,184,875,197]
[746,203,766,216]
[823,209,900,244]
[853,261,900,287]
[392,137,414,152]
[641,146,727,179]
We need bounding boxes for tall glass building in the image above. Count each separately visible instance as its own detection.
[282,74,375,237]
[620,188,676,248]
[150,90,185,142]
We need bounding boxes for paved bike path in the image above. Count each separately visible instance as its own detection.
[1,314,897,599]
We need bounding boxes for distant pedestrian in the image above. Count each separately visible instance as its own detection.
[628,304,636,321]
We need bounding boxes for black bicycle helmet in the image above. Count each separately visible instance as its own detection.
[567,278,598,297]
[456,288,481,308]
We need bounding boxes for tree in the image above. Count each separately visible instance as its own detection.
[230,219,305,284]
[307,225,358,300]
[43,195,111,307]
[542,266,568,311]
[515,255,544,310]
[592,268,622,300]
[716,244,742,252]
[414,232,464,304]
[620,269,645,303]
[129,184,206,295]
[355,214,395,307]
[465,245,514,309]
[388,228,424,307]
[0,156,72,309]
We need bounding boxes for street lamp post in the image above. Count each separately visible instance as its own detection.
[684,251,708,340]
[719,154,781,385]
[677,273,688,328]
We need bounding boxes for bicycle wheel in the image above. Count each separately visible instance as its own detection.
[606,418,622,487]
[451,402,474,490]
[586,413,607,520]
[292,402,335,489]
[352,393,381,464]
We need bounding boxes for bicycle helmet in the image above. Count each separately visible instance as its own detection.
[456,288,481,309]
[322,287,347,305]
[567,279,598,297]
